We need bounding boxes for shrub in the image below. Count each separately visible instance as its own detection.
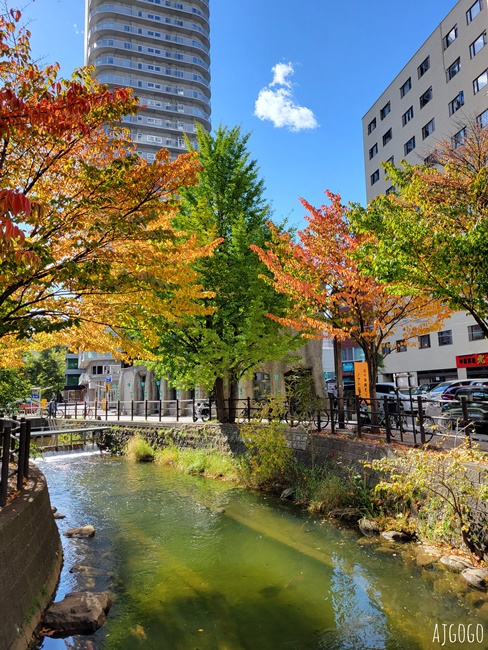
[239,421,294,489]
[155,444,238,480]
[363,440,488,559]
[125,435,155,463]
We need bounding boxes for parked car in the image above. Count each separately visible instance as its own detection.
[375,383,418,412]
[411,383,438,395]
[425,386,488,435]
[426,378,488,401]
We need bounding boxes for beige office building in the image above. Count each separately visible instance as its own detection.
[362,0,488,386]
[85,0,211,161]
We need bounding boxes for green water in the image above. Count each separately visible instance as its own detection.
[37,454,488,650]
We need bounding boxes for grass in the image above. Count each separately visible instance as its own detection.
[155,444,239,480]
[125,435,156,463]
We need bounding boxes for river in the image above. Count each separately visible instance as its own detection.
[35,452,487,650]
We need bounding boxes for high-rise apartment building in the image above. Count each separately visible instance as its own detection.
[363,0,488,203]
[362,0,488,386]
[85,0,211,161]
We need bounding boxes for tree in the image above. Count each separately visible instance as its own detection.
[0,366,29,410]
[0,10,214,364]
[352,123,488,336]
[253,191,449,403]
[23,347,65,399]
[146,125,300,422]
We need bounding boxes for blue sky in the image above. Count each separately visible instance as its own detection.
[21,0,454,228]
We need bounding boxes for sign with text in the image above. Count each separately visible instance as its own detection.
[354,361,370,399]
[456,353,488,368]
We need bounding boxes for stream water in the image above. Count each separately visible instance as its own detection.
[35,452,487,650]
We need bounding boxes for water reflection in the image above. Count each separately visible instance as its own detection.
[35,454,486,649]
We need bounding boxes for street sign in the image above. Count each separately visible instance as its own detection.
[354,361,370,399]
[105,375,112,383]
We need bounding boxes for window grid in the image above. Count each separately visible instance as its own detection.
[449,91,464,116]
[418,56,430,78]
[420,86,433,108]
[422,119,435,140]
[404,136,416,155]
[402,106,414,126]
[400,78,412,98]
[438,330,453,346]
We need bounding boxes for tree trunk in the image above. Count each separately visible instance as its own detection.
[333,337,345,428]
[214,377,228,423]
[228,377,239,423]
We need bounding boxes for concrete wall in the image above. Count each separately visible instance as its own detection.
[0,465,62,650]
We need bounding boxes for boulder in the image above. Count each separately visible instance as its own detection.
[53,512,66,519]
[358,518,380,537]
[43,592,112,636]
[381,530,411,543]
[439,555,475,572]
[461,568,488,591]
[415,545,442,567]
[64,525,95,539]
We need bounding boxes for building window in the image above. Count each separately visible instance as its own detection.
[381,343,391,356]
[418,334,431,349]
[467,0,482,24]
[386,155,394,165]
[383,128,392,146]
[367,117,376,134]
[470,31,487,57]
[67,358,79,370]
[404,136,416,155]
[420,86,433,108]
[369,143,378,159]
[385,186,395,195]
[449,91,465,116]
[396,340,407,353]
[418,56,430,78]
[478,108,488,128]
[438,330,453,346]
[400,77,412,98]
[424,152,439,165]
[402,106,414,126]
[422,119,435,140]
[380,102,391,120]
[452,127,466,149]
[444,25,458,49]
[446,58,461,82]
[474,69,488,93]
[371,169,380,185]
[468,324,486,341]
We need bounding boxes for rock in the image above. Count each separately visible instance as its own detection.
[358,518,380,537]
[439,555,475,572]
[53,512,66,519]
[43,591,112,636]
[51,506,57,513]
[381,530,411,543]
[69,565,101,576]
[462,568,488,591]
[416,545,442,567]
[64,525,95,539]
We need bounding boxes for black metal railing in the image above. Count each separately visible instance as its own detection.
[0,418,31,508]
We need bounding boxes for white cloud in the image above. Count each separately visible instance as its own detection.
[254,62,318,132]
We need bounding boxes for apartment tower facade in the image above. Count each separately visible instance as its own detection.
[85,0,211,161]
[362,0,488,386]
[363,0,488,202]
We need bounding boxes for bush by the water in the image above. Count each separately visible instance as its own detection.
[156,443,238,480]
[239,421,295,489]
[125,435,155,463]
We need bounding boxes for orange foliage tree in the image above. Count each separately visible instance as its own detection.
[0,10,215,364]
[253,191,450,401]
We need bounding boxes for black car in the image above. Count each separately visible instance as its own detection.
[437,386,488,435]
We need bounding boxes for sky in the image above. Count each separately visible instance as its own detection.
[18,0,455,229]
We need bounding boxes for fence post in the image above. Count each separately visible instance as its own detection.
[176,399,180,422]
[159,400,162,422]
[17,420,27,490]
[329,395,335,435]
[64,401,67,418]
[84,402,87,419]
[209,397,212,421]
[130,400,134,422]
[461,395,471,446]
[192,397,196,423]
[94,400,98,420]
[1,423,11,507]
[417,396,426,445]
[24,419,31,479]
[355,396,362,438]
[144,400,148,421]
[117,400,121,421]
[75,401,78,419]
[383,396,392,444]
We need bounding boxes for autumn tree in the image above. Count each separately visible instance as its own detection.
[0,10,214,364]
[352,123,488,336]
[253,191,449,403]
[146,125,300,422]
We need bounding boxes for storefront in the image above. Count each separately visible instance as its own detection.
[456,353,488,379]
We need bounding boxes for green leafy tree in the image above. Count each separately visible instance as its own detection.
[0,367,30,410]
[148,125,300,422]
[23,346,65,399]
[352,123,488,336]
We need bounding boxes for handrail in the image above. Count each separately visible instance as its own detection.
[0,418,31,508]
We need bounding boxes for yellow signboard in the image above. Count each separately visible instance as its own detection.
[354,361,370,399]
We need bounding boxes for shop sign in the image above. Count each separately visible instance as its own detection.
[456,353,488,368]
[354,361,370,399]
